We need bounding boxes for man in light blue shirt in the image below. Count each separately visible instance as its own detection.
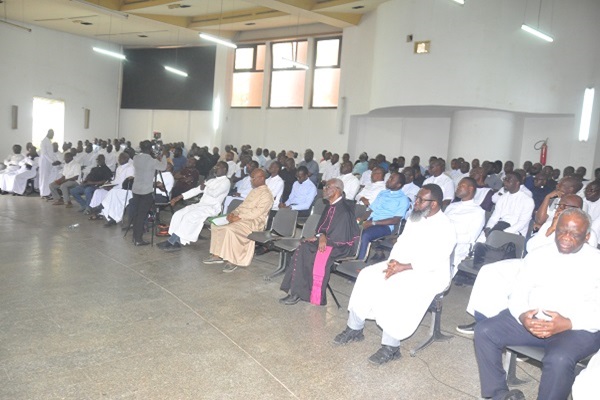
[356,172,410,259]
[279,166,317,217]
[353,152,369,176]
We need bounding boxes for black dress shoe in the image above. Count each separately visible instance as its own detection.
[282,294,301,305]
[279,294,292,304]
[502,389,525,400]
[368,345,401,365]
[134,240,150,246]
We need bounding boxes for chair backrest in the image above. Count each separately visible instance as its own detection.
[271,208,298,237]
[226,198,243,214]
[354,203,367,219]
[301,213,321,238]
[312,197,327,216]
[486,230,526,258]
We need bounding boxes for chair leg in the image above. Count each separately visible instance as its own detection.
[327,284,341,309]
[410,299,453,357]
[263,252,288,281]
[506,351,529,386]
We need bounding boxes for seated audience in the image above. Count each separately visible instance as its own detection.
[359,159,377,187]
[49,152,81,208]
[70,154,113,213]
[223,161,258,212]
[333,184,456,365]
[356,172,410,260]
[298,149,319,187]
[355,167,385,206]
[352,152,369,176]
[445,177,486,268]
[534,176,583,229]
[483,172,534,238]
[279,178,358,305]
[278,166,317,218]
[202,168,273,272]
[400,166,420,203]
[338,161,360,200]
[473,209,600,400]
[158,161,230,252]
[279,157,297,204]
[0,144,25,172]
[423,158,454,209]
[88,152,134,219]
[0,146,38,195]
[171,157,200,198]
[266,161,284,210]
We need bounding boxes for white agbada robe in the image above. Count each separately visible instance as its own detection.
[467,227,598,319]
[445,199,486,269]
[266,175,284,210]
[101,188,130,223]
[168,175,231,245]
[89,161,134,208]
[38,137,54,196]
[0,157,38,194]
[339,173,360,200]
[223,175,252,211]
[572,352,600,399]
[347,211,456,340]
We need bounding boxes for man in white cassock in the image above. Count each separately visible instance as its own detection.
[89,153,134,222]
[158,161,230,251]
[333,184,456,365]
[38,129,56,197]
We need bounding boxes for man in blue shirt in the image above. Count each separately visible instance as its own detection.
[279,166,317,217]
[356,172,410,259]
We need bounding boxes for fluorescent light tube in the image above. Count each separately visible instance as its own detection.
[164,66,188,77]
[521,24,554,42]
[281,57,309,70]
[579,88,595,142]
[199,33,237,49]
[71,0,129,19]
[452,0,465,4]
[93,47,126,60]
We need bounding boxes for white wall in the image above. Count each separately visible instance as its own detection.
[0,21,121,154]
[347,116,450,161]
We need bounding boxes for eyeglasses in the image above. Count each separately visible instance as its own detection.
[414,196,435,203]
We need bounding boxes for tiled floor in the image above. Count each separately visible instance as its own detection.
[0,195,543,399]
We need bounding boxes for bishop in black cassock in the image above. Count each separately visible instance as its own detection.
[280,178,359,306]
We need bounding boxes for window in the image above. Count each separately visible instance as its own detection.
[269,40,308,108]
[231,44,265,108]
[312,37,341,108]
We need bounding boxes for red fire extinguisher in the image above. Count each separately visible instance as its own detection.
[535,139,548,166]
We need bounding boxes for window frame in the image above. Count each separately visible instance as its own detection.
[268,39,309,109]
[310,36,342,109]
[231,43,266,109]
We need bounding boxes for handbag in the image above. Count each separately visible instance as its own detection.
[472,241,517,270]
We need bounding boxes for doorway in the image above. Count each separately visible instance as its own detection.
[32,97,65,147]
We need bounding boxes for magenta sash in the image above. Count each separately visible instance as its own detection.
[310,246,333,305]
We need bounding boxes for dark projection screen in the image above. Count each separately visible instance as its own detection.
[121,47,216,110]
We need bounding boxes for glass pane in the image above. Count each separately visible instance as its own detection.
[270,70,306,107]
[256,44,266,71]
[235,47,254,70]
[272,41,308,69]
[231,72,264,107]
[315,39,340,67]
[312,68,340,108]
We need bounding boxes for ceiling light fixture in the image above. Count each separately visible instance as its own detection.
[164,65,188,77]
[199,33,237,48]
[451,0,465,4]
[93,47,126,60]
[0,19,32,32]
[70,0,129,19]
[521,24,553,42]
[578,87,595,142]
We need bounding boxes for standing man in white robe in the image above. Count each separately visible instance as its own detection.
[38,129,55,198]
[158,161,230,251]
[333,184,456,365]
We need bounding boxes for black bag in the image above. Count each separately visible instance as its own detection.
[472,241,517,270]
[122,178,134,190]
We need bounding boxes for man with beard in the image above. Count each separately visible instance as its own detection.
[279,178,359,306]
[474,209,600,400]
[333,184,456,365]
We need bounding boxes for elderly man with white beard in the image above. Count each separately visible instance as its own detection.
[333,184,456,365]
